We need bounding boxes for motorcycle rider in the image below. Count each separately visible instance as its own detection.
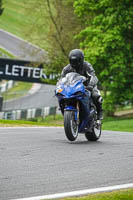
[61,49,103,120]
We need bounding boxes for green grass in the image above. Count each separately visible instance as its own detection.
[0,0,28,37]
[61,189,133,200]
[30,114,63,123]
[0,114,63,127]
[0,47,14,58]
[0,0,50,48]
[102,116,133,132]
[2,81,32,100]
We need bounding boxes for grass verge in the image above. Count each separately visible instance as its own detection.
[0,115,63,127]
[102,115,133,132]
[0,0,50,48]
[0,0,29,38]
[60,189,133,200]
[2,81,33,100]
[0,114,133,132]
[0,47,14,58]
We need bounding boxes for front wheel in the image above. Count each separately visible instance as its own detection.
[85,120,102,141]
[64,111,78,141]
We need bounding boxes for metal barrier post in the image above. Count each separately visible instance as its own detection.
[0,96,3,111]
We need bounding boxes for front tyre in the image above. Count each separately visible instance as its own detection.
[64,111,78,141]
[85,121,102,141]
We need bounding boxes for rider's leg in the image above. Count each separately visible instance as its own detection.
[80,89,91,119]
[78,90,91,132]
[92,87,103,120]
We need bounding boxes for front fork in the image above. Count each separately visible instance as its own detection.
[64,106,78,122]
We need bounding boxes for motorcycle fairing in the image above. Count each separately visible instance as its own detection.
[56,79,85,99]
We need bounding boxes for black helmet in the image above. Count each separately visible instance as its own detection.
[69,49,84,69]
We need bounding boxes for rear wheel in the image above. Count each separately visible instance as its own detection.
[85,120,102,141]
[64,111,78,141]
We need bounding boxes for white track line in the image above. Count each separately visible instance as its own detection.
[12,183,133,200]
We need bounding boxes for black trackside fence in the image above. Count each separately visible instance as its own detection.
[1,106,60,120]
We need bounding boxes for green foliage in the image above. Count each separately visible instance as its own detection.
[22,0,50,49]
[0,0,4,15]
[44,0,83,73]
[74,0,133,115]
[23,0,82,74]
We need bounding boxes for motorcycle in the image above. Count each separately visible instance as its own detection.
[55,72,102,141]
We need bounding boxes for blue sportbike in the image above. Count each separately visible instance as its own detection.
[55,72,102,141]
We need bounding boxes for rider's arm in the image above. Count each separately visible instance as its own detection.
[85,62,98,87]
[61,65,70,78]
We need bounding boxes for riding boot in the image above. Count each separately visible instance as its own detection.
[97,104,103,120]
[96,97,103,120]
[91,91,103,120]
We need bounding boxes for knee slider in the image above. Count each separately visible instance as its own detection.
[98,96,103,104]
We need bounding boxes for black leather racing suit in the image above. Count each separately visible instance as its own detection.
[61,61,103,119]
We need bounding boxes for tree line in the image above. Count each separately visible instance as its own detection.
[74,0,133,115]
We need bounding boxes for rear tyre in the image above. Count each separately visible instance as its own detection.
[85,121,102,141]
[64,111,78,141]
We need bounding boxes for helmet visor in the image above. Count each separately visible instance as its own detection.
[70,57,79,68]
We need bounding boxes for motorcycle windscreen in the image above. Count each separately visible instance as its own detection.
[57,72,86,87]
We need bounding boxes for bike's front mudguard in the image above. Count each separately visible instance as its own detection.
[64,106,78,121]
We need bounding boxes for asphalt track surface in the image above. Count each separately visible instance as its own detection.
[3,84,58,111]
[0,128,133,200]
